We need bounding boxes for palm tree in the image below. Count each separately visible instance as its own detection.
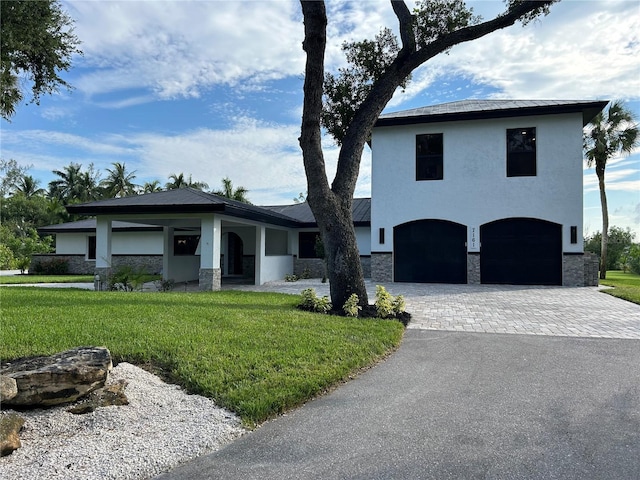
[102,162,138,198]
[48,162,102,204]
[141,180,163,193]
[13,175,45,197]
[48,163,82,203]
[165,173,209,191]
[584,100,639,279]
[213,177,251,204]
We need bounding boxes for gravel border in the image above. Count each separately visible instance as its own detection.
[0,363,247,479]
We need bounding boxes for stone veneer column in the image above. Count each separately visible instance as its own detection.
[94,267,112,291]
[199,268,221,291]
[583,252,600,286]
[562,254,585,287]
[467,253,481,284]
[371,253,393,282]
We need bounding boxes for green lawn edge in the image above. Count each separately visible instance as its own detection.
[0,274,95,284]
[0,288,405,427]
[600,270,640,305]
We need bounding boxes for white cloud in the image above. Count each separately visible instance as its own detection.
[456,1,638,100]
[66,0,304,100]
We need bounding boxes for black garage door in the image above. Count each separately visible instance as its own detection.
[394,220,467,283]
[480,218,562,285]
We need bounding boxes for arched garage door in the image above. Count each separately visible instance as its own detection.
[394,220,467,283]
[480,218,562,285]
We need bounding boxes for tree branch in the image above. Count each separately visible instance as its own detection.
[299,0,332,206]
[391,0,415,54]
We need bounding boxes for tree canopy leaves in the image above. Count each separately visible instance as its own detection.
[1,0,82,120]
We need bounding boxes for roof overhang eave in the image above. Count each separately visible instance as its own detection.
[375,101,610,128]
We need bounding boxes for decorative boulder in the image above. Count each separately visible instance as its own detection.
[0,413,25,457]
[1,346,112,407]
[67,379,129,414]
[0,375,17,403]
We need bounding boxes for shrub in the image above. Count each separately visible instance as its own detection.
[343,293,362,318]
[314,295,332,314]
[108,266,146,291]
[392,295,406,315]
[0,244,16,270]
[30,258,69,275]
[16,256,31,274]
[375,285,395,318]
[298,288,317,310]
[298,288,332,314]
[285,274,299,282]
[301,267,311,279]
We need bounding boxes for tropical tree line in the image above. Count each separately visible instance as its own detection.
[584,227,640,275]
[0,158,250,270]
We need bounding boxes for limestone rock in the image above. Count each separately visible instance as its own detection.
[0,413,25,457]
[1,346,112,407]
[67,379,129,414]
[0,375,18,403]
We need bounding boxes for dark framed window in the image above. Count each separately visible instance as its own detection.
[299,232,322,259]
[416,133,443,180]
[507,127,536,177]
[174,235,200,255]
[87,236,96,260]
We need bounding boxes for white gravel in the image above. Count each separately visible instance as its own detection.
[0,362,247,480]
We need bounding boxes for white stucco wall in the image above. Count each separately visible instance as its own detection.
[260,255,294,283]
[56,231,163,256]
[355,226,371,255]
[371,112,585,253]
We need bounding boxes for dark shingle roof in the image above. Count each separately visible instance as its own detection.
[376,99,608,127]
[65,188,305,228]
[263,198,371,226]
[56,190,371,231]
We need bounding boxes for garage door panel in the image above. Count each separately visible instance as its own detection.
[394,220,467,284]
[481,218,561,285]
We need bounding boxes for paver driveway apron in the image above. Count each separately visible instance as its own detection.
[230,281,640,339]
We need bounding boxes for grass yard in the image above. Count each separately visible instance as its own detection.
[0,274,95,284]
[0,288,404,427]
[600,270,640,305]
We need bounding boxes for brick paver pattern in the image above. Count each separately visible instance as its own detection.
[229,280,640,339]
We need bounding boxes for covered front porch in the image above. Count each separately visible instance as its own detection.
[92,213,294,291]
[63,189,303,292]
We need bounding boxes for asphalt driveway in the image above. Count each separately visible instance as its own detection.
[157,330,640,480]
[157,283,640,480]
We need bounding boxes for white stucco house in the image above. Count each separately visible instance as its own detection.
[35,99,604,289]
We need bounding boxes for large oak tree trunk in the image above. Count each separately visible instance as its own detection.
[597,165,609,280]
[299,0,555,309]
[299,1,369,308]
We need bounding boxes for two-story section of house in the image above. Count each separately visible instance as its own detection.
[370,99,606,287]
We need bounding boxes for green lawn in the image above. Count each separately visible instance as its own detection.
[0,288,404,427]
[0,274,95,284]
[600,270,640,305]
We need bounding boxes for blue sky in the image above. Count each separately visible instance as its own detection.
[1,0,639,237]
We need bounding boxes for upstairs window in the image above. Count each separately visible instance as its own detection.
[507,127,536,177]
[416,133,443,181]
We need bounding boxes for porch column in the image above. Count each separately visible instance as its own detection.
[94,217,112,291]
[255,225,265,285]
[199,215,221,291]
[162,227,174,282]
